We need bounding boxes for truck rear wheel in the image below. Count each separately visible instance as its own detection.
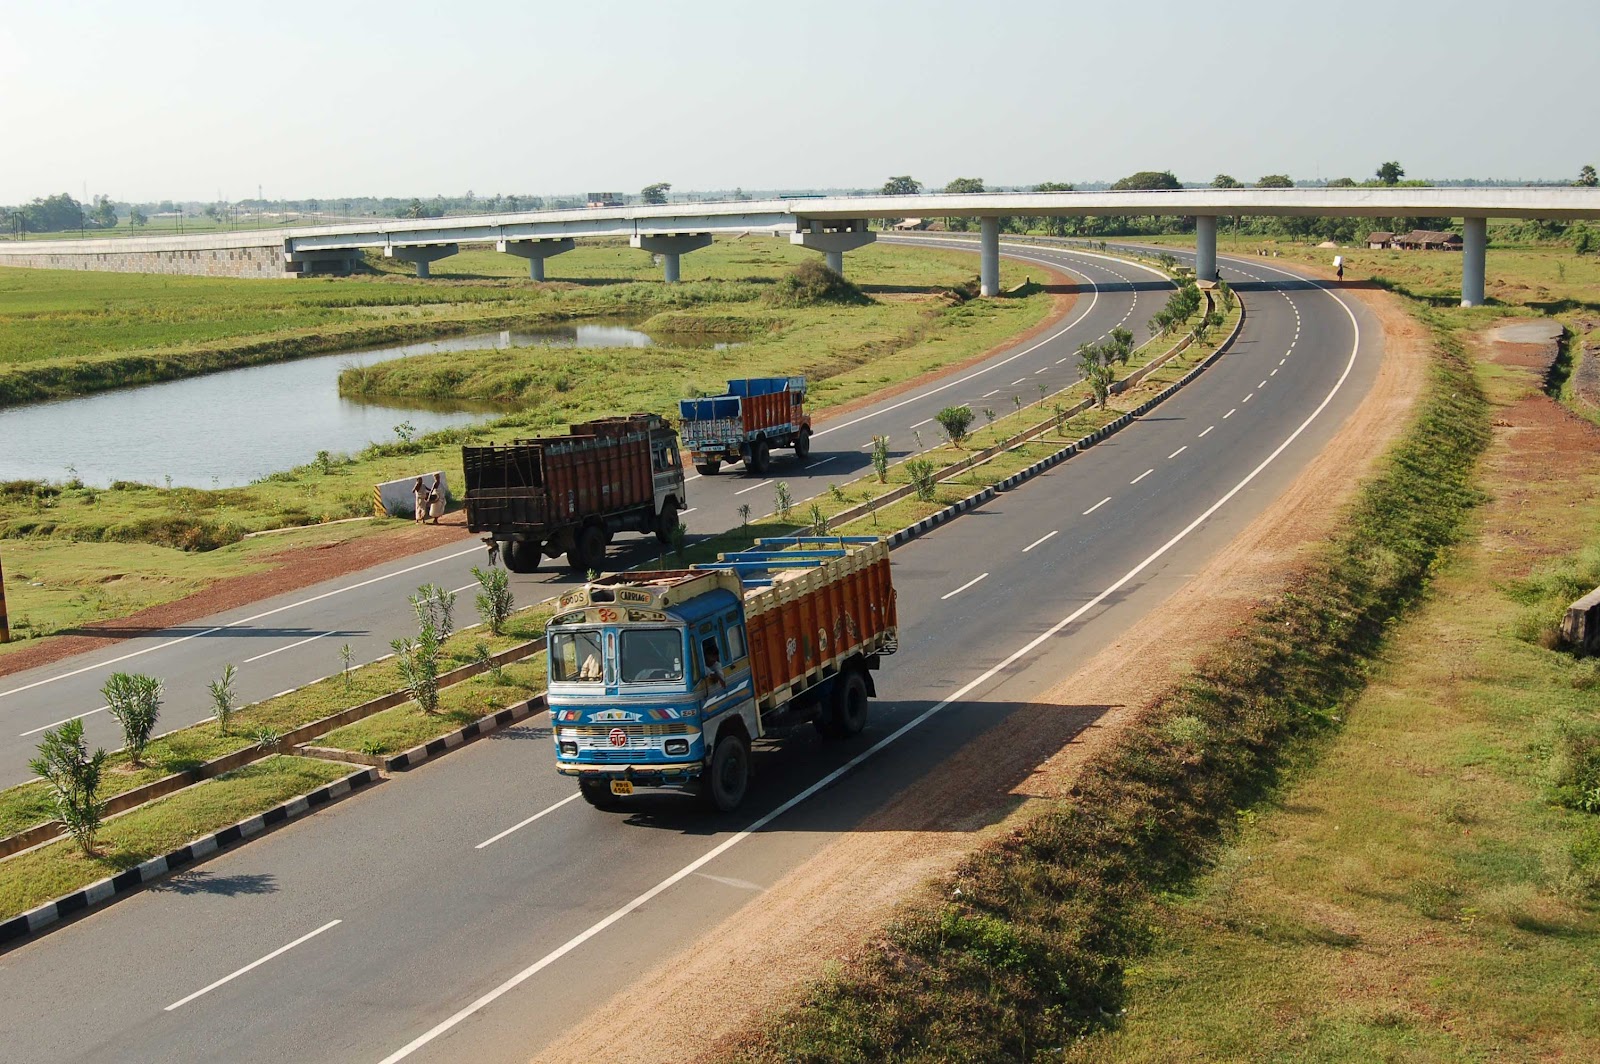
[702,732,750,812]
[579,778,626,811]
[655,500,679,544]
[695,460,722,476]
[793,430,811,460]
[820,670,869,739]
[567,523,606,573]
[747,439,771,476]
[503,540,539,573]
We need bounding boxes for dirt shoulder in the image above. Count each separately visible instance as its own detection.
[532,269,1431,1064]
[0,259,1080,681]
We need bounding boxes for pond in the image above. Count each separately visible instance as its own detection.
[0,323,686,488]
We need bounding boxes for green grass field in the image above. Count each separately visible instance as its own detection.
[0,238,1044,645]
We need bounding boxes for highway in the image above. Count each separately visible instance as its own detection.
[0,241,1165,784]
[0,243,1383,1063]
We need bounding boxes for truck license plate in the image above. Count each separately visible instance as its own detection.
[609,780,634,796]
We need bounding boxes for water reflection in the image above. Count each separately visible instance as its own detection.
[0,321,714,488]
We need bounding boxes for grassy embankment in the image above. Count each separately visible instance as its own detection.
[1057,245,1600,1060]
[722,269,1497,1059]
[0,239,1043,645]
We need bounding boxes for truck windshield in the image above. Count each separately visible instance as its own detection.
[550,629,604,683]
[619,629,685,684]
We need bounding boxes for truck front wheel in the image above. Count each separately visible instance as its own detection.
[793,430,811,460]
[702,732,750,812]
[579,778,626,811]
[655,500,679,544]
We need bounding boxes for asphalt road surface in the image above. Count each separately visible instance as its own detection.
[1,243,1383,1064]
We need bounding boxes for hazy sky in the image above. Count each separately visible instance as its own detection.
[3,0,1595,204]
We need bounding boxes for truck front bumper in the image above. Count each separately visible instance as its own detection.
[556,760,706,785]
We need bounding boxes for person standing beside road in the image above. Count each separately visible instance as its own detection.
[412,477,428,523]
[429,473,445,524]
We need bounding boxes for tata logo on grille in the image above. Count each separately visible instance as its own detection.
[609,728,629,747]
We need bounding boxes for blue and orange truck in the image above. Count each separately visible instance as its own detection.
[677,376,812,476]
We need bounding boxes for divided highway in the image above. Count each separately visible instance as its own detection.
[1,244,1385,1064]
[0,242,1164,784]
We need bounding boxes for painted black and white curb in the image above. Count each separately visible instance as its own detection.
[383,695,546,772]
[0,765,378,950]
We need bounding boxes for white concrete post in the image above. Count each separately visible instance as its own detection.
[980,217,1000,296]
[1195,216,1218,281]
[1461,217,1487,307]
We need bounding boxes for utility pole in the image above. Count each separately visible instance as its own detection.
[0,547,11,643]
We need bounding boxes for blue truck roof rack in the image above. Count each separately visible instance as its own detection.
[691,537,882,585]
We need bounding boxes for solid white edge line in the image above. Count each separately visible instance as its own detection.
[1,544,484,701]
[475,793,584,849]
[940,573,989,601]
[1083,497,1112,515]
[242,630,336,665]
[1130,469,1153,485]
[1022,530,1059,553]
[374,259,1363,1064]
[19,705,109,738]
[166,919,342,1011]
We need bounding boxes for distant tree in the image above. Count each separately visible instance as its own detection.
[506,194,521,212]
[944,177,985,195]
[641,182,671,205]
[1376,161,1405,185]
[881,175,923,196]
[404,198,424,219]
[1210,174,1242,188]
[1578,165,1598,188]
[1112,170,1181,191]
[1326,176,1358,187]
[128,206,148,227]
[22,192,84,233]
[90,195,118,228]
[1255,174,1294,188]
[1034,181,1075,235]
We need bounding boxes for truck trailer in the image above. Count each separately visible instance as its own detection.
[462,414,686,574]
[678,376,812,476]
[546,536,898,811]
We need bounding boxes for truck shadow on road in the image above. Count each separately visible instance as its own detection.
[594,697,1118,840]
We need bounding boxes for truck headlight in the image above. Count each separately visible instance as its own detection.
[559,741,578,756]
[664,738,689,756]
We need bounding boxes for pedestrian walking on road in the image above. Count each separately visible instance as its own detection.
[482,535,500,568]
[1336,262,1345,282]
[412,477,428,523]
[429,473,445,524]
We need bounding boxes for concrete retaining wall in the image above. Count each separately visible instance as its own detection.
[0,242,288,278]
[1562,587,1600,654]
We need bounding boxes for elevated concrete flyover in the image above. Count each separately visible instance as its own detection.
[2,188,1598,302]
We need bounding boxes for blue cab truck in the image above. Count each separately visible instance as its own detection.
[546,537,898,811]
[677,376,812,476]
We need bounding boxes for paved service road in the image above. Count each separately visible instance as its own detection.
[0,242,1165,784]
[1,246,1384,1064]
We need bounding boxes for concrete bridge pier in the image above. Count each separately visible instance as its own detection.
[790,219,875,276]
[979,217,1000,296]
[497,238,575,281]
[1461,216,1487,306]
[1195,216,1218,281]
[384,243,459,278]
[631,233,713,282]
